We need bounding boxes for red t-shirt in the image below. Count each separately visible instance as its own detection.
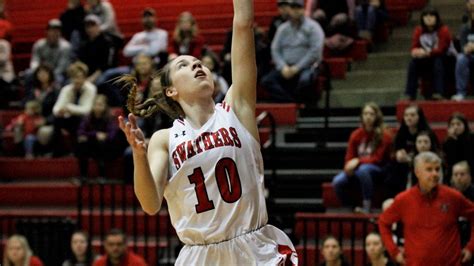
[379,185,474,266]
[411,25,452,57]
[30,256,44,266]
[93,251,147,266]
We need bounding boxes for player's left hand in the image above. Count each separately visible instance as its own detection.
[461,248,472,263]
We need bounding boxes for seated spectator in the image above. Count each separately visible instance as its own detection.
[355,0,388,41]
[320,236,350,266]
[0,39,15,108]
[324,12,358,56]
[27,19,72,89]
[452,0,474,101]
[60,0,86,57]
[6,100,45,158]
[201,52,229,103]
[123,8,168,68]
[365,232,395,266]
[305,0,355,31]
[442,112,474,178]
[261,0,324,103]
[268,0,290,44]
[93,229,147,266]
[413,130,443,184]
[76,94,118,178]
[220,24,270,84]
[404,7,452,100]
[0,10,13,40]
[52,62,97,157]
[385,104,435,198]
[25,65,59,125]
[168,11,205,60]
[451,161,474,201]
[62,230,99,266]
[85,0,123,42]
[2,234,44,266]
[78,14,117,84]
[332,102,392,213]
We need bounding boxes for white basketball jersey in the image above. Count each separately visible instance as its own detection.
[164,102,268,245]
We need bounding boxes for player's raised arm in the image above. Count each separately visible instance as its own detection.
[225,0,259,139]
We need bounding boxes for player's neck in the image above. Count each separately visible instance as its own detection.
[181,99,215,129]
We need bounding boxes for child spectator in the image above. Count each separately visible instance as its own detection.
[62,230,99,266]
[75,94,117,178]
[6,100,45,159]
[320,236,350,266]
[365,232,395,266]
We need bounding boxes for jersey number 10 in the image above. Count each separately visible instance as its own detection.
[188,157,242,214]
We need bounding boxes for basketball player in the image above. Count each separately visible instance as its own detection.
[117,0,298,265]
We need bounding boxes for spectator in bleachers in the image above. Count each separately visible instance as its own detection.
[365,232,395,266]
[452,0,474,101]
[220,24,270,84]
[319,236,350,266]
[28,19,72,88]
[6,100,44,159]
[0,10,13,41]
[414,130,443,183]
[26,65,59,123]
[451,161,474,201]
[305,0,355,32]
[404,6,452,100]
[85,0,122,41]
[62,230,99,266]
[201,51,229,103]
[52,62,97,157]
[78,14,117,84]
[2,234,44,266]
[385,104,435,198]
[0,39,15,108]
[60,0,86,58]
[332,102,392,213]
[123,8,168,68]
[268,0,290,44]
[93,229,147,266]
[323,12,358,56]
[442,112,474,178]
[168,11,205,61]
[76,94,118,178]
[261,0,324,103]
[355,0,387,41]
[379,151,474,265]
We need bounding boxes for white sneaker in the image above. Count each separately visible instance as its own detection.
[451,94,465,101]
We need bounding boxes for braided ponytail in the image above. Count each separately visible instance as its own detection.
[115,64,184,119]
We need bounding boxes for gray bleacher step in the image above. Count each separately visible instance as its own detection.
[274,198,323,205]
[328,87,402,108]
[297,115,398,126]
[351,52,410,71]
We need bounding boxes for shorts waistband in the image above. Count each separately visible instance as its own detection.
[187,225,266,247]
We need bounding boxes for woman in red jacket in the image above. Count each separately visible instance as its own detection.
[332,102,392,213]
[404,6,452,100]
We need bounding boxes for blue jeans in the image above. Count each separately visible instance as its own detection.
[405,57,445,99]
[24,134,37,155]
[355,5,377,31]
[261,67,317,103]
[455,53,474,96]
[332,163,383,205]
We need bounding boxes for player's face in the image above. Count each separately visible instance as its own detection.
[403,107,419,128]
[71,233,88,258]
[322,238,341,262]
[415,161,441,192]
[6,239,26,263]
[167,55,214,101]
[452,165,471,191]
[416,135,431,153]
[365,234,384,260]
[104,235,126,260]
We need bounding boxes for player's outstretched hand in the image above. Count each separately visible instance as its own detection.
[118,114,147,156]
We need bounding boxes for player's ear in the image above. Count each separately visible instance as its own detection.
[166,87,178,99]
